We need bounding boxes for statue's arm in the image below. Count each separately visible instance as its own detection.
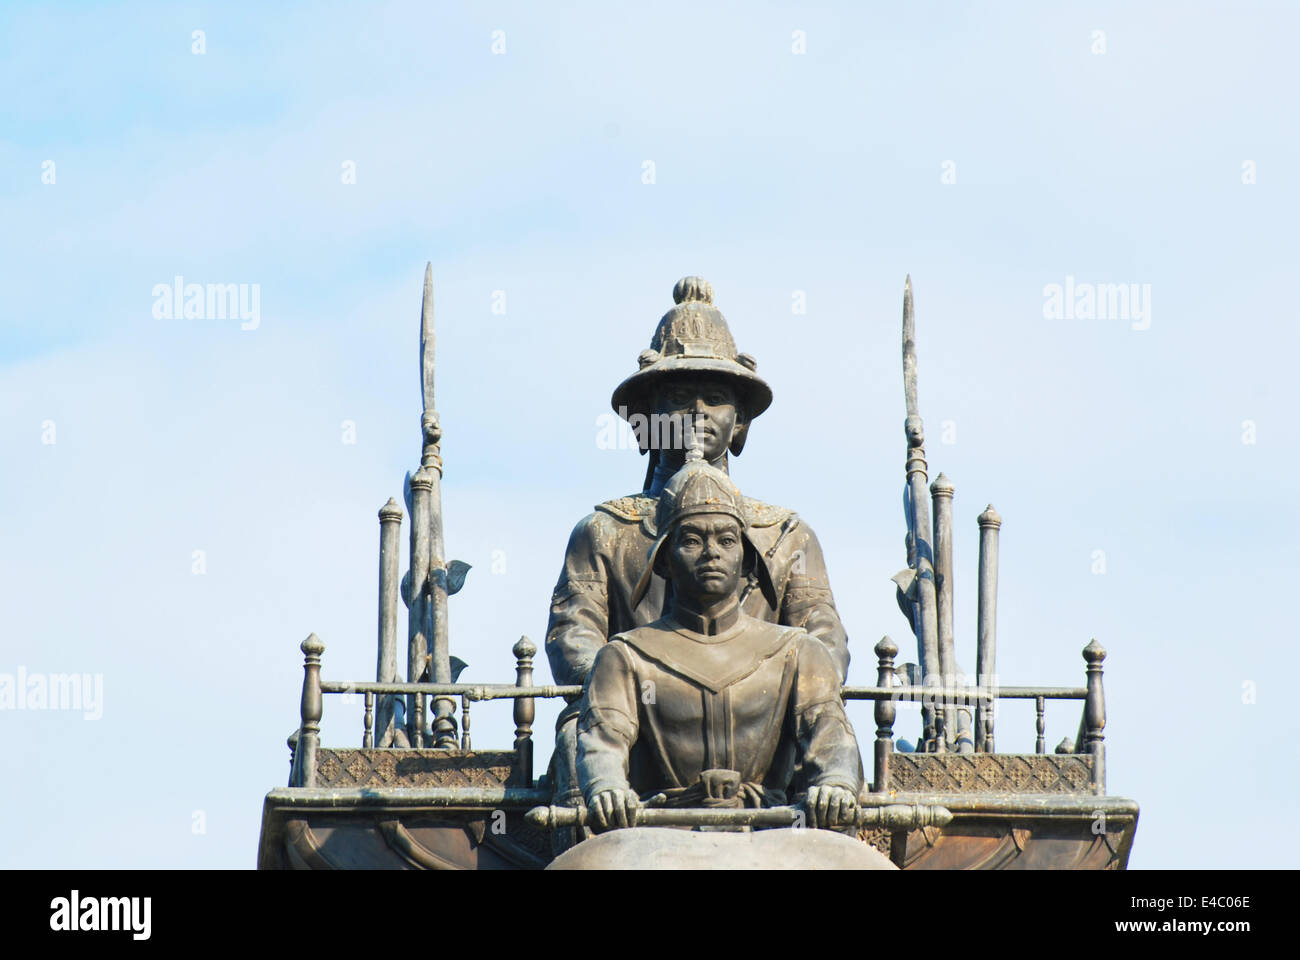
[791,637,864,798]
[781,522,851,681]
[577,642,641,827]
[545,513,612,687]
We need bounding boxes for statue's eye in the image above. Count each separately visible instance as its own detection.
[719,536,737,548]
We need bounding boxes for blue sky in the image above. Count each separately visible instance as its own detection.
[1,1,1297,868]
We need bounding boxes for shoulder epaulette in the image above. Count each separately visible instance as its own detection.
[594,493,657,523]
[744,496,795,529]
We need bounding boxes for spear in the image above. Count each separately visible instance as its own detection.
[901,276,943,752]
[418,263,461,749]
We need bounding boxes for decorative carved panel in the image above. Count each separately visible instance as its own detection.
[857,827,893,859]
[314,748,517,789]
[889,753,1093,794]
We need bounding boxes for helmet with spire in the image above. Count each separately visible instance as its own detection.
[630,442,777,611]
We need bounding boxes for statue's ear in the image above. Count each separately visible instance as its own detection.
[652,537,671,580]
[728,409,750,457]
[632,533,670,610]
[641,450,658,492]
[627,397,651,455]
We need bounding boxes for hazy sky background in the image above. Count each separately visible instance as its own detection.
[2,1,1297,868]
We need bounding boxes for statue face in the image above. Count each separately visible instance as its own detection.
[651,377,740,461]
[664,515,744,607]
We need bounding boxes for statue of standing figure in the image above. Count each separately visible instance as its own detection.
[545,277,853,848]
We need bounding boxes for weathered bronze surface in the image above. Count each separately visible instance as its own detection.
[256,266,1140,870]
[257,787,553,869]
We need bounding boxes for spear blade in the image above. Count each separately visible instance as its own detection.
[902,275,919,421]
[419,262,435,416]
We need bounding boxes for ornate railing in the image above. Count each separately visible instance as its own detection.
[845,636,1108,796]
[289,634,562,790]
[287,633,1108,798]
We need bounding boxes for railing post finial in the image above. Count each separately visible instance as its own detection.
[873,636,899,793]
[1083,638,1107,794]
[298,634,325,788]
[513,636,537,787]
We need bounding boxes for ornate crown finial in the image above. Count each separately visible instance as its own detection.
[673,276,714,305]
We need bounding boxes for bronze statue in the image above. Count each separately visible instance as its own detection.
[576,450,862,833]
[546,277,851,837]
[259,265,1138,873]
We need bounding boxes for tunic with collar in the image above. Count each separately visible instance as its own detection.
[576,604,863,807]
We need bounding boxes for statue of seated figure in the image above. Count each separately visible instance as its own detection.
[576,449,863,834]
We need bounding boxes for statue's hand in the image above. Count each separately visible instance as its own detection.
[805,785,857,830]
[588,789,641,832]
